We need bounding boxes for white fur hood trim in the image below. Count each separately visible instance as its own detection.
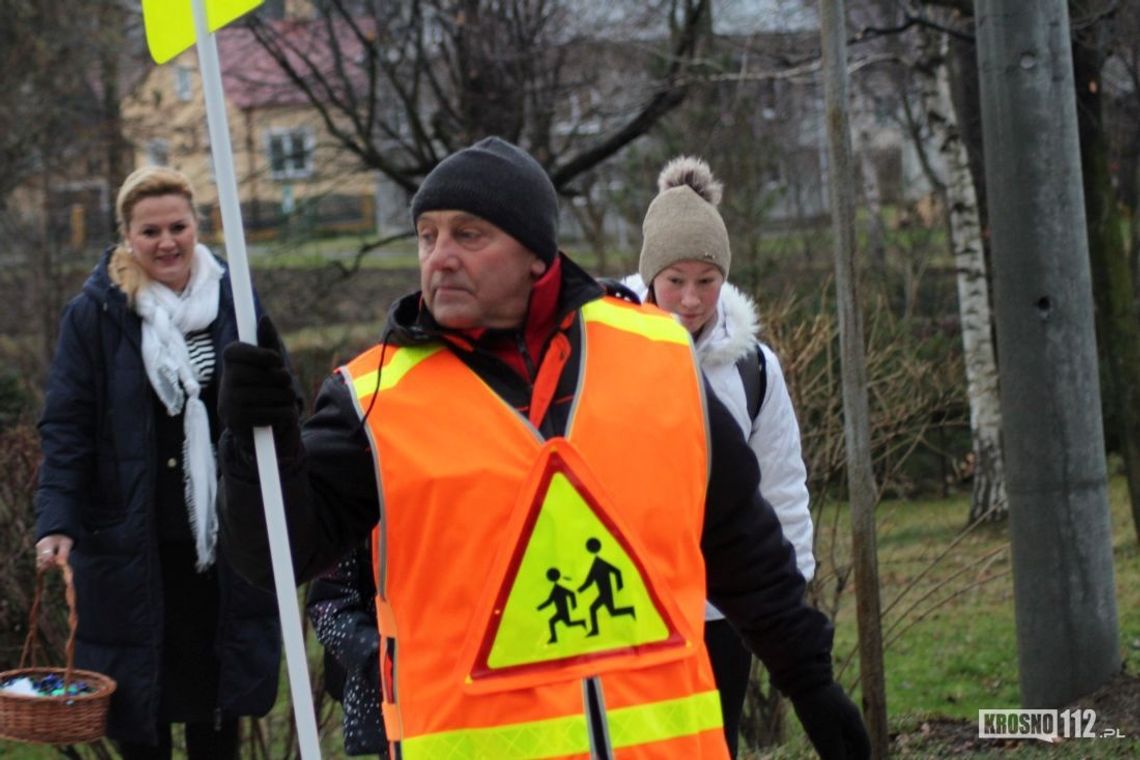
[620,274,761,368]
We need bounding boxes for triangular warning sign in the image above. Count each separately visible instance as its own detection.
[468,446,685,684]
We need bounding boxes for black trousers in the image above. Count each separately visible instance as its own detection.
[116,720,239,760]
[704,618,753,759]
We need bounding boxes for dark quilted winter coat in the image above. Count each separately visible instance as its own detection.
[35,248,281,745]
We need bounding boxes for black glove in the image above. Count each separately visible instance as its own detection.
[219,316,299,438]
[792,681,871,760]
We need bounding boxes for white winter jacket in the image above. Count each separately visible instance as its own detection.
[623,275,815,619]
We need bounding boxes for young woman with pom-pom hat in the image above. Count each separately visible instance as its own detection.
[627,156,815,758]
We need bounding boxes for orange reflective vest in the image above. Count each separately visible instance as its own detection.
[339,296,727,759]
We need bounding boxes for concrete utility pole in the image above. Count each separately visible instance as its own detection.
[817,1,888,756]
[975,0,1120,708]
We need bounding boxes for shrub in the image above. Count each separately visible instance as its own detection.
[0,371,28,432]
[760,284,969,502]
[0,425,55,673]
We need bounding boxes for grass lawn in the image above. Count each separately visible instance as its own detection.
[245,230,639,275]
[250,234,419,269]
[747,475,1140,758]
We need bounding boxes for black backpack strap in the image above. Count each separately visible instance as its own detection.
[735,342,767,422]
[598,277,642,304]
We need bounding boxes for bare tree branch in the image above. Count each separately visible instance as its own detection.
[853,5,974,44]
[328,230,417,280]
[242,0,713,195]
[550,0,710,185]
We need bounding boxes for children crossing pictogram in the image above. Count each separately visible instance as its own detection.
[578,537,637,636]
[468,449,685,682]
[537,568,587,643]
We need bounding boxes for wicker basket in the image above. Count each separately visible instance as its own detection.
[0,562,116,744]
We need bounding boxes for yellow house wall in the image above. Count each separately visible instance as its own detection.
[122,48,377,235]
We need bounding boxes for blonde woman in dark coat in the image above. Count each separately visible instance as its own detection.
[35,166,282,759]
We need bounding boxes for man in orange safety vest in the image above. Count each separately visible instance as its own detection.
[218,137,870,760]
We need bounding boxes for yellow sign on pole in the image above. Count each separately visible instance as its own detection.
[142,0,264,63]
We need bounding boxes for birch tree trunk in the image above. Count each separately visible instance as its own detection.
[919,26,1008,522]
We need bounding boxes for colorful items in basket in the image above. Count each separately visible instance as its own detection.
[0,673,97,698]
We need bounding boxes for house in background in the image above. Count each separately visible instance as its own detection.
[121,21,391,245]
[119,0,937,256]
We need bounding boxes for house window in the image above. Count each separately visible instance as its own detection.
[175,66,193,102]
[266,129,314,180]
[146,139,170,166]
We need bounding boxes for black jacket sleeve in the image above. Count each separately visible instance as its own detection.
[306,544,380,700]
[701,382,835,699]
[35,297,98,542]
[219,372,381,588]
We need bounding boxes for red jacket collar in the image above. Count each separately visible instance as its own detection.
[453,257,562,380]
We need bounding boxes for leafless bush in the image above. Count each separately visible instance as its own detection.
[764,284,967,617]
[0,425,53,670]
[0,426,120,757]
[764,284,967,500]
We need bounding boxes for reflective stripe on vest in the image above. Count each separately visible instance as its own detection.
[400,689,722,759]
[340,296,725,759]
[350,344,443,398]
[578,298,692,346]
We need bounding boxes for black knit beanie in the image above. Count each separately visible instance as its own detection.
[410,137,559,263]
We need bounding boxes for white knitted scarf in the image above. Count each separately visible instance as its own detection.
[135,244,224,571]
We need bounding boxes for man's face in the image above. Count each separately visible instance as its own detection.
[417,210,547,329]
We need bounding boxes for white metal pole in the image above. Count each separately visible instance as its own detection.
[190,1,322,755]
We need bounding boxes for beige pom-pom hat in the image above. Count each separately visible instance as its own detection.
[638,156,730,286]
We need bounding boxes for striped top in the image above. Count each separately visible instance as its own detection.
[185,329,216,386]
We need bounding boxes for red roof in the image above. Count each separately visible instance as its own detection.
[216,17,373,110]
